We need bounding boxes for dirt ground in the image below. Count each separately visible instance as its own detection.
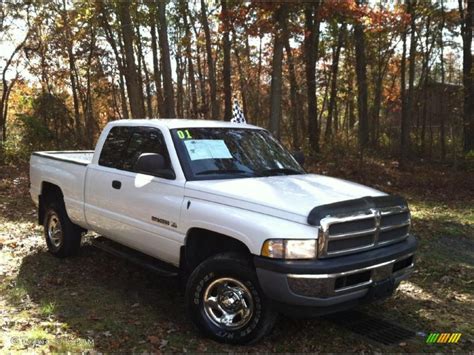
[0,159,473,352]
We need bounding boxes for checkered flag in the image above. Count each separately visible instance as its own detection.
[231,98,246,124]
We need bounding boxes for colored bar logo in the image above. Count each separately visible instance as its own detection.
[426,333,462,344]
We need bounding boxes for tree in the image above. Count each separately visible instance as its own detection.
[284,37,299,149]
[399,14,409,166]
[0,25,29,146]
[460,0,473,152]
[325,22,345,141]
[136,24,153,118]
[354,0,369,152]
[304,2,321,152]
[117,1,145,118]
[221,0,232,122]
[57,0,83,141]
[200,0,219,120]
[406,0,417,157]
[157,0,176,118]
[179,0,198,117]
[399,0,416,167]
[269,4,288,138]
[98,2,129,120]
[439,0,446,159]
[1,6,24,149]
[149,9,165,118]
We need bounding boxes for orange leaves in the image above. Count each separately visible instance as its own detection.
[319,0,361,21]
[319,0,409,34]
[365,7,410,33]
[247,5,276,36]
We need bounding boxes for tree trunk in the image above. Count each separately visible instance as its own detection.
[157,0,176,118]
[0,31,28,146]
[98,2,129,119]
[221,0,232,121]
[179,0,198,117]
[371,73,383,147]
[304,2,321,152]
[460,0,474,152]
[201,0,219,120]
[284,36,299,149]
[325,23,345,141]
[195,44,207,117]
[84,29,96,147]
[269,4,288,138]
[61,0,83,142]
[111,74,122,119]
[176,43,185,117]
[354,1,369,153]
[1,75,18,146]
[400,10,409,167]
[255,34,263,127]
[150,13,165,118]
[117,1,145,118]
[405,0,417,158]
[439,0,446,160]
[134,36,146,118]
[142,54,153,119]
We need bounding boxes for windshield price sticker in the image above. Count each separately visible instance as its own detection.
[184,139,232,161]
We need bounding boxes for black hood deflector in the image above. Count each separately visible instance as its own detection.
[307,195,408,226]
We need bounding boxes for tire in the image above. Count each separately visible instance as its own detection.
[185,253,277,344]
[43,200,82,258]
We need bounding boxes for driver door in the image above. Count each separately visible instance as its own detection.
[85,126,185,264]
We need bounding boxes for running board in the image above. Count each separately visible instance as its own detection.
[91,236,179,277]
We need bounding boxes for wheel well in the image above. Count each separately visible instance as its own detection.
[38,182,64,225]
[183,228,251,271]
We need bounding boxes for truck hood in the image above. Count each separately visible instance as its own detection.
[185,174,386,224]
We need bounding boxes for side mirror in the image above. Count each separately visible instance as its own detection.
[135,153,175,180]
[292,151,305,166]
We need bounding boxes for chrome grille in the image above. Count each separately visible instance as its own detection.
[318,206,410,258]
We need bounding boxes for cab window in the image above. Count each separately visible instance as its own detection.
[99,126,172,174]
[122,127,172,172]
[98,126,131,169]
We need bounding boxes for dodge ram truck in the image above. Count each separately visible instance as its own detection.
[29,119,417,344]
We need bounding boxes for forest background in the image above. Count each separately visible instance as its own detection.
[0,0,473,167]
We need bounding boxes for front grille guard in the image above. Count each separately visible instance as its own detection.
[318,205,411,258]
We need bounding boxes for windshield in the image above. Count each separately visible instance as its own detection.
[171,127,305,180]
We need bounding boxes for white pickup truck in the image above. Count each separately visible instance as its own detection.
[30,119,417,344]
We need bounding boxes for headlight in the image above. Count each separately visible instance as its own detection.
[261,239,317,259]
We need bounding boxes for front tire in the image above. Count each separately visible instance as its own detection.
[185,253,277,344]
[44,201,82,258]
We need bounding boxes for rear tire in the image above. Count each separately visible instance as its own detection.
[185,253,277,344]
[44,201,82,258]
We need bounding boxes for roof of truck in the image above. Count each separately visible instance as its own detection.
[109,119,261,130]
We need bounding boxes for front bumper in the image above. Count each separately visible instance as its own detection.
[254,234,417,314]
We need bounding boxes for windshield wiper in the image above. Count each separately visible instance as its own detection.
[258,168,303,176]
[196,169,254,176]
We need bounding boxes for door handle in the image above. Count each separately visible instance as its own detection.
[112,180,122,190]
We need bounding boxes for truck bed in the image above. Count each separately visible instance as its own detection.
[30,150,94,228]
[31,150,94,165]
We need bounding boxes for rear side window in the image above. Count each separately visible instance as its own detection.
[98,126,131,169]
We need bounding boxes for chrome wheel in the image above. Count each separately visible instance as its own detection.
[47,212,63,249]
[203,277,254,330]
